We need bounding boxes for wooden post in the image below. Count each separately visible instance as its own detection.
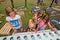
[10,0,14,8]
[25,0,27,7]
[50,0,54,7]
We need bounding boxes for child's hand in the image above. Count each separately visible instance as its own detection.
[51,28,58,34]
[34,30,38,33]
[12,27,15,30]
[53,28,58,34]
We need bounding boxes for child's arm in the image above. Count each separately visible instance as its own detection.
[8,21,14,29]
[19,17,22,27]
[48,21,58,33]
[28,19,31,28]
[8,21,18,33]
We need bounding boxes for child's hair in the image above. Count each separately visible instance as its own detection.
[6,11,16,16]
[33,13,37,16]
[32,18,36,23]
[43,15,49,24]
[5,7,14,16]
[38,10,44,18]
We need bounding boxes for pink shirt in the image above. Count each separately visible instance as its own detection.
[38,18,46,28]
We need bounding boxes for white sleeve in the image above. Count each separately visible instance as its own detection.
[6,17,10,21]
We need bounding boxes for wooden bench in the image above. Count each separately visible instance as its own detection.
[0,23,12,35]
[52,7,60,11]
[0,0,4,2]
[0,0,6,4]
[50,14,60,16]
[14,7,26,16]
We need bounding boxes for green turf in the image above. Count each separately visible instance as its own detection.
[0,0,60,29]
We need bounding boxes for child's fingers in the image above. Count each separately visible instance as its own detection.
[50,28,58,34]
[13,29,18,33]
[53,28,58,34]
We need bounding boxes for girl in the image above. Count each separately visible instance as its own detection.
[28,18,37,32]
[37,10,58,33]
[6,7,22,33]
[33,13,38,22]
[27,13,38,32]
[5,7,14,14]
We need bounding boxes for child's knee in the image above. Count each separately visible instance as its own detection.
[13,29,18,33]
[20,27,24,32]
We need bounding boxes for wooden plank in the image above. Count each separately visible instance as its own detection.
[52,7,60,11]
[0,23,12,35]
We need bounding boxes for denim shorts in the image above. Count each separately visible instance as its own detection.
[39,27,45,31]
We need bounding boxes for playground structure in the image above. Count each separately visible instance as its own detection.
[46,7,60,16]
[31,7,41,14]
[10,0,27,16]
[52,6,60,11]
[0,30,60,40]
[50,18,60,30]
[0,0,5,4]
[10,0,27,8]
[49,0,60,7]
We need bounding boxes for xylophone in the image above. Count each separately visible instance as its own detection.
[0,30,60,40]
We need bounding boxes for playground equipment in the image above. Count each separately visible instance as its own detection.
[14,6,26,16]
[50,18,60,30]
[10,0,14,8]
[10,0,26,16]
[46,0,60,16]
[30,5,41,14]
[0,30,60,40]
[31,7,41,14]
[46,7,60,16]
[50,0,59,7]
[0,0,5,4]
[10,0,27,8]
[0,23,12,35]
[52,6,60,11]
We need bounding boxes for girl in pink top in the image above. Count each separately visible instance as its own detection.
[38,18,47,30]
[37,10,58,33]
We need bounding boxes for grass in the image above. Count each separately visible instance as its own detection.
[0,0,60,29]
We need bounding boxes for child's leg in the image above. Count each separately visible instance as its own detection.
[20,27,24,32]
[39,27,45,31]
[13,29,18,33]
[30,27,36,32]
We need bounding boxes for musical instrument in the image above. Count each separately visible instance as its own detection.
[0,30,60,40]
